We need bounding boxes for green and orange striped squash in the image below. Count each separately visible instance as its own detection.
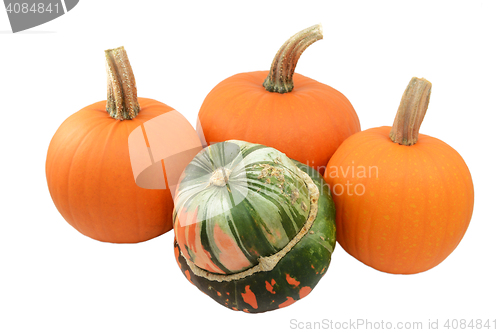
[173,140,336,313]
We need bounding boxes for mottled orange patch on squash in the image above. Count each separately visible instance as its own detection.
[279,297,296,308]
[174,245,181,269]
[299,286,312,299]
[241,285,258,309]
[286,274,300,287]
[265,279,277,294]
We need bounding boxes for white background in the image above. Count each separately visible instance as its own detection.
[1,1,499,332]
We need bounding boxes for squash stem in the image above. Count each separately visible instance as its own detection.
[105,46,140,120]
[263,24,323,94]
[389,77,432,146]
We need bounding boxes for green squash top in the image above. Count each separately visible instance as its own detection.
[173,140,311,274]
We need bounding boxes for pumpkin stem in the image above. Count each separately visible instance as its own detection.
[389,77,432,146]
[105,46,140,120]
[209,168,232,187]
[263,24,323,94]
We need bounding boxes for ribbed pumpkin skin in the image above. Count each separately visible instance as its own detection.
[324,126,474,274]
[197,71,360,173]
[173,141,336,313]
[46,98,181,243]
[174,140,311,274]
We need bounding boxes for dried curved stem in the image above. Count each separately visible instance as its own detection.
[263,24,323,94]
[390,77,432,146]
[105,46,140,120]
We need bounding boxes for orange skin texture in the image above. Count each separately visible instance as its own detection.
[46,98,183,243]
[324,126,474,274]
[197,71,360,174]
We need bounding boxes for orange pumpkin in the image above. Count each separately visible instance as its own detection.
[197,24,360,174]
[324,77,474,274]
[46,47,202,243]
